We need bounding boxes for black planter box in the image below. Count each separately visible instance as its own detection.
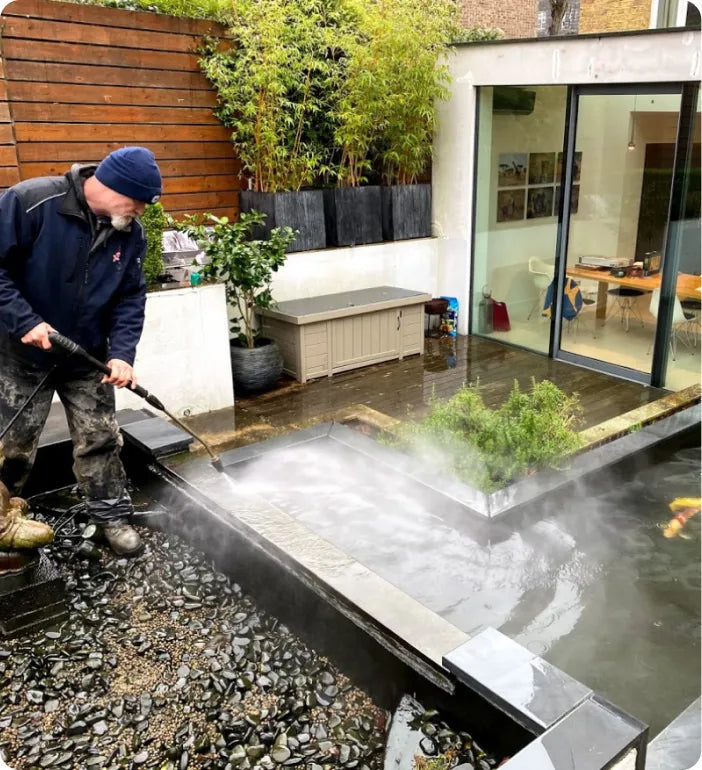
[323,186,383,247]
[381,183,432,241]
[240,190,326,253]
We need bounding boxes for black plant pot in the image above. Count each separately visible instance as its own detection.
[381,184,432,241]
[240,190,326,253]
[323,186,383,248]
[230,337,283,395]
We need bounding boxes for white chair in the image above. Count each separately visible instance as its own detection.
[648,288,697,360]
[527,257,554,320]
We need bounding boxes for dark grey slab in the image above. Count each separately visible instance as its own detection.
[646,698,701,770]
[444,628,591,734]
[0,552,68,637]
[121,415,193,457]
[500,695,647,770]
[39,404,154,448]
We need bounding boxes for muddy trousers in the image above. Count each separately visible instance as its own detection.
[0,355,132,523]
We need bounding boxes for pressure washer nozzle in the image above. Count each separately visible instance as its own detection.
[211,457,224,473]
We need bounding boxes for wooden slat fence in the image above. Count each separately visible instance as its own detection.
[0,0,242,218]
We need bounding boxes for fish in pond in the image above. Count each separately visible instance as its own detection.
[662,497,701,539]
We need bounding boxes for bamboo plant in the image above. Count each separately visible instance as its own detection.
[198,0,352,193]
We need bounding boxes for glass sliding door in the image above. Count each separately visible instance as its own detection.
[472,86,567,354]
[557,88,683,382]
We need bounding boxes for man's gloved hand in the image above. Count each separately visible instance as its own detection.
[103,359,138,389]
[21,321,56,350]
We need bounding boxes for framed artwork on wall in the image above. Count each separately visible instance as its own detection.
[497,153,528,187]
[497,188,526,222]
[528,152,555,185]
[527,186,554,219]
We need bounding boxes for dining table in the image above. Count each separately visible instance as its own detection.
[566,266,701,320]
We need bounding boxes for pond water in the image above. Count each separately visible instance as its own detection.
[225,428,701,737]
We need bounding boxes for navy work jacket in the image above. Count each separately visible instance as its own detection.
[0,164,147,369]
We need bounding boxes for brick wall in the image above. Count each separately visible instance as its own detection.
[579,0,652,32]
[460,0,539,38]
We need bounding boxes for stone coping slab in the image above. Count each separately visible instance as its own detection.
[499,695,647,770]
[443,627,592,735]
[646,697,701,770]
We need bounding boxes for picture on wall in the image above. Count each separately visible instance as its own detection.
[497,153,528,187]
[556,151,582,183]
[554,185,580,215]
[528,152,555,185]
[527,186,554,219]
[497,188,526,222]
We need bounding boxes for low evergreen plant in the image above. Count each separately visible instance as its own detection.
[384,379,584,492]
[140,202,166,287]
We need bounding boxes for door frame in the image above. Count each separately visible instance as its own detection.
[550,81,699,386]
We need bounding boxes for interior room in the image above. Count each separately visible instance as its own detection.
[471,86,701,391]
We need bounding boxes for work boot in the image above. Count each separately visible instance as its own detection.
[0,482,54,550]
[102,520,143,557]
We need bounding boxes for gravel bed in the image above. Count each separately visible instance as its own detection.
[0,489,499,770]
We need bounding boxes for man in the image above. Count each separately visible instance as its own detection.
[0,147,162,556]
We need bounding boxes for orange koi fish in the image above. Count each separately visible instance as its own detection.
[663,497,701,539]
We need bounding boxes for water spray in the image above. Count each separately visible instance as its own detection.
[47,332,224,472]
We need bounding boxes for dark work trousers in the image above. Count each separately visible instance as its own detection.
[0,353,131,523]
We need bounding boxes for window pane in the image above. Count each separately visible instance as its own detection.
[472,86,567,353]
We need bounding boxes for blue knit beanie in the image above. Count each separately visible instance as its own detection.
[95,147,162,204]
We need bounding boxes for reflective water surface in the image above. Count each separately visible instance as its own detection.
[227,429,700,737]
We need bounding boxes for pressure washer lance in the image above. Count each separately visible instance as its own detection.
[47,332,224,472]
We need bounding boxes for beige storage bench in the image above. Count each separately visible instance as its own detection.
[260,286,432,383]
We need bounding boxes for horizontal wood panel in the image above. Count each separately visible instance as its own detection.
[0,125,14,143]
[15,123,231,142]
[5,0,224,37]
[161,190,239,210]
[20,158,241,179]
[4,61,212,91]
[2,17,201,54]
[0,81,7,101]
[0,167,20,187]
[0,103,10,122]
[2,39,199,71]
[0,146,19,166]
[13,103,218,125]
[8,82,218,108]
[162,175,241,194]
[17,141,234,162]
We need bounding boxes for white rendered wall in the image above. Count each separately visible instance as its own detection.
[432,28,701,334]
[269,238,439,301]
[115,282,234,418]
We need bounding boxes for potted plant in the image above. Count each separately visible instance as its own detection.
[376,0,461,241]
[176,210,297,395]
[198,0,350,253]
